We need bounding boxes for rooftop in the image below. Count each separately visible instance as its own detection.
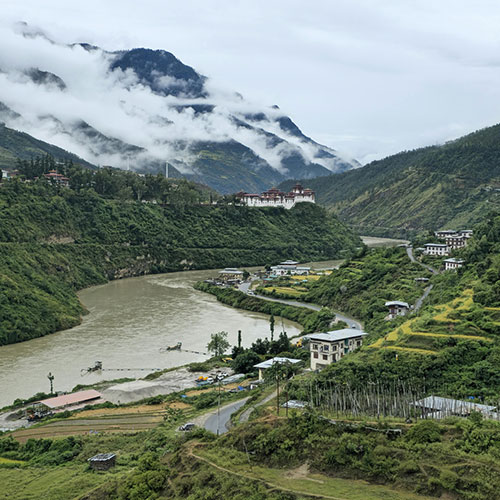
[424,243,448,247]
[444,258,464,263]
[385,301,409,308]
[412,395,497,413]
[88,453,116,462]
[254,357,302,369]
[306,329,368,342]
[37,389,102,409]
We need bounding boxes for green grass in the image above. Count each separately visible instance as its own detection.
[197,447,435,500]
[0,465,116,500]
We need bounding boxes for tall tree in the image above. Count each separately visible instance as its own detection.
[207,331,230,357]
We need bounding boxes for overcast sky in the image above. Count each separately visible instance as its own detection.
[3,0,500,164]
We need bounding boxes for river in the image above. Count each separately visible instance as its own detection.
[0,236,404,408]
[0,269,302,408]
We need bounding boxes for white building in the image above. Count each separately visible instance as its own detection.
[445,235,467,251]
[307,329,368,370]
[385,301,410,319]
[218,268,244,281]
[253,357,302,381]
[423,243,449,256]
[443,258,464,271]
[270,260,311,276]
[236,184,315,209]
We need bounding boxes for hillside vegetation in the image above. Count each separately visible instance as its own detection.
[0,123,94,170]
[0,175,360,345]
[280,124,500,236]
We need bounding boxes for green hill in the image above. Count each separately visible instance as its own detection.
[0,177,360,345]
[0,123,95,170]
[280,124,500,237]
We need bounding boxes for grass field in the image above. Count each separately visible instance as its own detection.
[0,465,117,500]
[194,445,435,500]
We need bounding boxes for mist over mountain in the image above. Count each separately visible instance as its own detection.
[0,23,359,192]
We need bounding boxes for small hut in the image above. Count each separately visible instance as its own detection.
[88,453,116,471]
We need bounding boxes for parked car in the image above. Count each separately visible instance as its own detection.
[178,423,196,431]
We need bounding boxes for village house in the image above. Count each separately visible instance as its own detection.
[423,243,449,256]
[307,329,368,370]
[443,258,464,271]
[445,235,467,251]
[270,260,311,276]
[253,357,302,381]
[434,229,458,239]
[236,183,315,209]
[44,170,70,187]
[30,389,104,416]
[385,301,410,319]
[218,268,244,283]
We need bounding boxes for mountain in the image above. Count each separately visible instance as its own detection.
[280,124,500,237]
[0,122,95,170]
[0,177,361,345]
[0,27,359,193]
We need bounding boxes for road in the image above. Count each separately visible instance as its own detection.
[239,390,277,423]
[202,397,250,435]
[239,280,363,330]
[406,246,439,275]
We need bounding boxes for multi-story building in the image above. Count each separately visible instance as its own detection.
[270,260,310,276]
[307,329,368,370]
[385,301,410,319]
[423,243,449,256]
[443,258,464,271]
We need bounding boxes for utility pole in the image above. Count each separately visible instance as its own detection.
[47,372,54,394]
[217,372,221,436]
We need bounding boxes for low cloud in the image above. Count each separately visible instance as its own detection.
[0,22,352,175]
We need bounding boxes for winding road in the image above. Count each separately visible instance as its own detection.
[239,281,363,330]
[200,397,250,435]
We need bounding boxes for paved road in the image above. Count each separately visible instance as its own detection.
[239,280,363,330]
[203,397,250,435]
[406,246,439,275]
[413,284,433,313]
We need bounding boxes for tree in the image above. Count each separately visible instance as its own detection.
[233,350,261,373]
[270,314,275,342]
[207,331,230,357]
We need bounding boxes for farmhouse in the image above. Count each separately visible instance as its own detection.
[423,243,449,256]
[218,268,244,282]
[445,235,467,251]
[253,357,302,381]
[307,329,368,370]
[236,183,315,209]
[44,170,70,187]
[444,258,464,271]
[385,301,410,319]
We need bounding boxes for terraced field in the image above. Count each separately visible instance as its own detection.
[368,289,493,355]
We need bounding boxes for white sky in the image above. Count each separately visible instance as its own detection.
[3,0,500,164]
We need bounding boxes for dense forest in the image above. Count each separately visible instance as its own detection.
[280,123,500,237]
[0,165,361,345]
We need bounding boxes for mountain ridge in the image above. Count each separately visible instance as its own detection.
[0,27,359,192]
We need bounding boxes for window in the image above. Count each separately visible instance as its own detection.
[312,344,318,350]
[322,354,328,360]
[322,344,329,351]
[331,344,337,351]
[356,340,361,347]
[313,352,318,359]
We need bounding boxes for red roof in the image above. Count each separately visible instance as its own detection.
[37,389,103,409]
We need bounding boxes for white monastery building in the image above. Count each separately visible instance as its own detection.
[307,329,368,370]
[236,183,315,209]
[423,243,449,256]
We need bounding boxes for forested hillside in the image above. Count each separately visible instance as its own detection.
[280,124,500,237]
[0,124,94,170]
[0,176,360,345]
